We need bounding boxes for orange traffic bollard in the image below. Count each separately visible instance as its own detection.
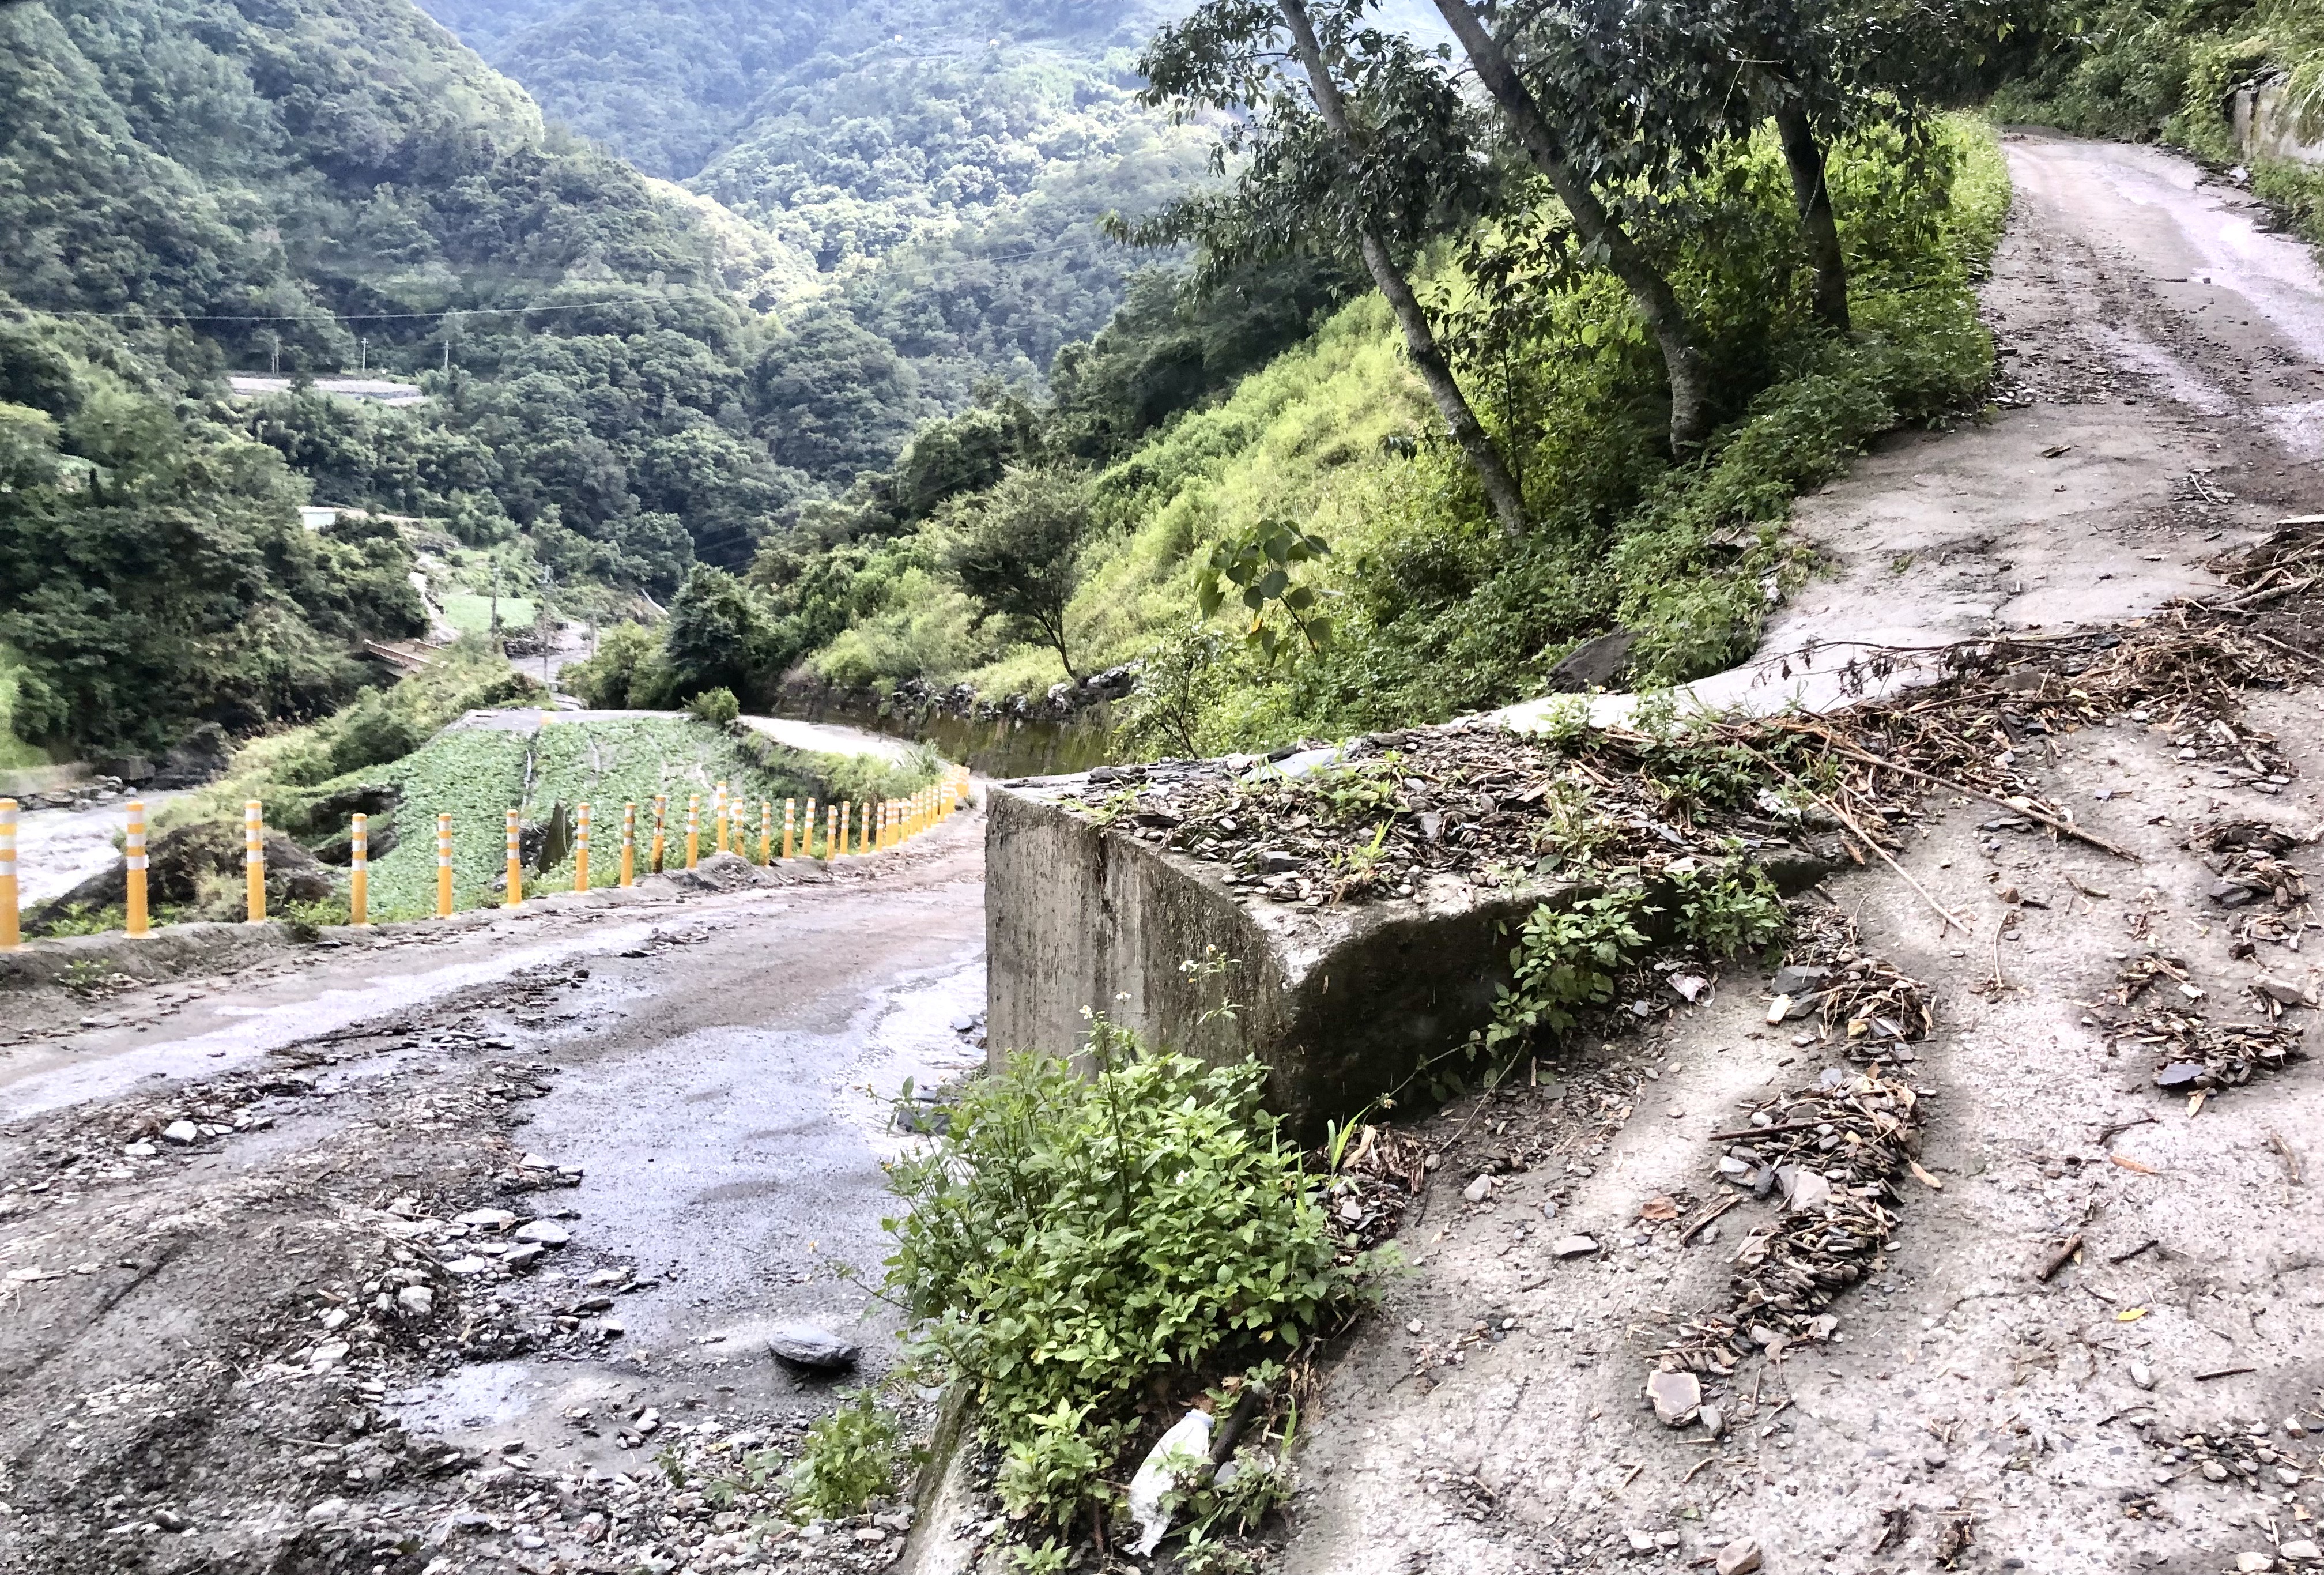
[783,798,797,859]
[620,802,636,887]
[759,800,772,865]
[504,808,523,908]
[1,799,20,950]
[436,814,454,916]
[685,794,700,869]
[575,802,591,892]
[650,793,667,874]
[125,799,149,936]
[714,780,729,854]
[349,812,368,926]
[244,800,266,924]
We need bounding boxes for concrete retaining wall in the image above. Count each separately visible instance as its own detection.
[2234,76,2324,166]
[987,780,1846,1139]
[989,785,1577,1139]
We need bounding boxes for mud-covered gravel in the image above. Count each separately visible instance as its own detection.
[0,823,990,1575]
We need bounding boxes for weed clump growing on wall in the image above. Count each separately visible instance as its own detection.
[881,1017,1383,1551]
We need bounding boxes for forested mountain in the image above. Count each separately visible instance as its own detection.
[421,0,1167,182]
[570,0,2042,752]
[418,0,1213,405]
[0,0,1233,758]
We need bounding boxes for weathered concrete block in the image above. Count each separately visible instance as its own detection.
[987,771,1844,1139]
[988,782,1573,1139]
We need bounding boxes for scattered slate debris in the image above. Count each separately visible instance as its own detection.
[1654,1069,1925,1376]
[1323,1122,1430,1256]
[2142,1419,2324,1508]
[2118,951,2201,1007]
[2114,1010,2307,1100]
[1779,906,1936,1060]
[2097,949,2310,1101]
[1052,568,2317,935]
[1052,728,1842,909]
[2195,819,2311,910]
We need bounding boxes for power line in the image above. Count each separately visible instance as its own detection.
[26,231,1126,328]
[39,294,714,326]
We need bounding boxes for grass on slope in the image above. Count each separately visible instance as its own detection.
[142,636,946,924]
[835,115,2010,753]
[354,716,814,915]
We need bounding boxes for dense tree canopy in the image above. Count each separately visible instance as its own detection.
[0,303,425,752]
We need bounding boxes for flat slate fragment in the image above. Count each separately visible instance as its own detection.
[768,1322,859,1371]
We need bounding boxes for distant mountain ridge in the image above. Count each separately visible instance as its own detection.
[417,0,1209,402]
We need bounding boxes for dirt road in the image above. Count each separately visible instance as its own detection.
[1287,133,2324,1575]
[1502,128,2324,727]
[0,811,986,1573]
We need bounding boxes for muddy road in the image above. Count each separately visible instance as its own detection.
[1288,132,2324,1575]
[0,812,985,1573]
[1505,128,2324,728]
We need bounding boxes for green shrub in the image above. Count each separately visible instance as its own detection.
[1482,856,1789,1058]
[686,685,740,726]
[882,1017,1376,1537]
[1665,858,1789,959]
[328,690,423,775]
[787,1390,906,1520]
[996,1403,1125,1529]
[1486,890,1656,1050]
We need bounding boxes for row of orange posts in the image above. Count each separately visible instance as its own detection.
[0,765,971,945]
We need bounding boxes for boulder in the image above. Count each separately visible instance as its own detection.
[26,822,334,931]
[1545,629,1638,693]
[149,723,231,790]
[768,1322,859,1372]
[313,818,399,867]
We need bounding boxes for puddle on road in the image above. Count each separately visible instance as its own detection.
[385,946,988,1456]
[838,957,987,1162]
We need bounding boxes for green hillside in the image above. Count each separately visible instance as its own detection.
[422,0,1219,420]
[585,110,2009,755]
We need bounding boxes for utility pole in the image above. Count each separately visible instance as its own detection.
[357,336,367,375]
[540,567,556,689]
[490,562,500,639]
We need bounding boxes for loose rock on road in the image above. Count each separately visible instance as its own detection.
[0,795,985,1573]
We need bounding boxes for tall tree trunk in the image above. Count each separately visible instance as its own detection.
[1274,0,1531,537]
[1427,0,1715,453]
[1775,101,1850,332]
